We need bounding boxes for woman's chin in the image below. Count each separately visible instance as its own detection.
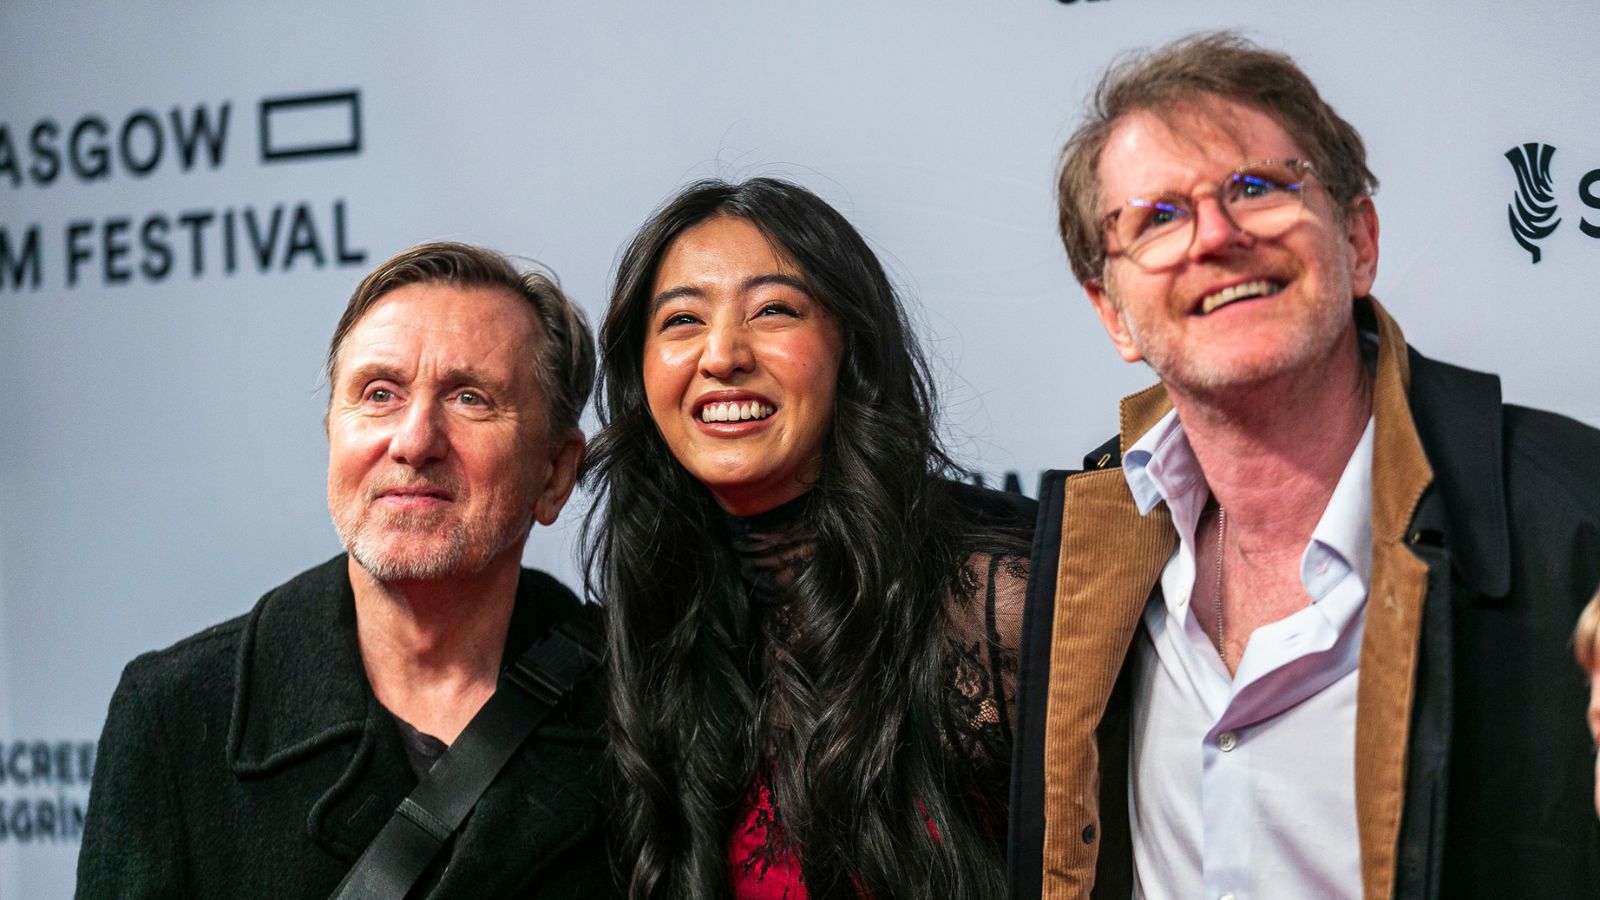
[702,478,810,517]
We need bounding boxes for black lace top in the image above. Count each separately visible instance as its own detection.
[725,486,1032,782]
[721,486,1031,896]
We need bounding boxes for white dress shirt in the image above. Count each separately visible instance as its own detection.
[1120,410,1375,900]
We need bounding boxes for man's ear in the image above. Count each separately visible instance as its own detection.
[1085,277,1144,364]
[533,430,585,527]
[1345,195,1380,298]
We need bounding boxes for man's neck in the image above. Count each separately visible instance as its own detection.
[349,552,521,744]
[1169,328,1373,559]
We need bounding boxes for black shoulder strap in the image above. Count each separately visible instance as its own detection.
[329,610,600,900]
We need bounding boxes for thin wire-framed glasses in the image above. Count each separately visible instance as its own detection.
[1100,159,1317,271]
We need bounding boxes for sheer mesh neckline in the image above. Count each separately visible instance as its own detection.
[725,493,816,606]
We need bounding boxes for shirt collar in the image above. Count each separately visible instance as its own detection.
[1122,409,1375,602]
[1304,416,1374,595]
[1123,407,1190,517]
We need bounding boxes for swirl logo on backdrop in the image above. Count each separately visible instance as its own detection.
[1503,141,1600,263]
[0,89,369,293]
[1505,142,1560,263]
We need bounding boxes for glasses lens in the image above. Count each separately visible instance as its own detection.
[1106,161,1313,271]
[1116,196,1192,268]
[1223,162,1308,241]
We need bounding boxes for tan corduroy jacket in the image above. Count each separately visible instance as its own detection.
[1008,297,1600,899]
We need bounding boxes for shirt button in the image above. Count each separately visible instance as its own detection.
[1218,731,1238,752]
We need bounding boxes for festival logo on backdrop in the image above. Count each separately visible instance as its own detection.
[0,89,369,293]
[1505,142,1560,263]
[1504,142,1600,264]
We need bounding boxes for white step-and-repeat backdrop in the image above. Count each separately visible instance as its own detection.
[3,1,1597,894]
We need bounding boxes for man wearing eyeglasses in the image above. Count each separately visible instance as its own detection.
[1009,32,1600,900]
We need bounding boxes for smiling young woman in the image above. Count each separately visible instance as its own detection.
[640,214,844,517]
[583,178,1035,899]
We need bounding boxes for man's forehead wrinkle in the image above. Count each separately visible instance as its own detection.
[336,331,531,396]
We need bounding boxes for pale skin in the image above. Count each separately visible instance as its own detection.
[1589,666,1600,818]
[325,283,583,742]
[1086,99,1380,673]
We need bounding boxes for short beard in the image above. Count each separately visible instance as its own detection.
[1106,274,1352,398]
[332,504,531,583]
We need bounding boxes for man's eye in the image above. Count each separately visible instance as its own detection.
[1233,172,1285,199]
[457,391,484,406]
[367,388,395,403]
[1126,198,1186,238]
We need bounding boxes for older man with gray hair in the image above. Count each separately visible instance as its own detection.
[1011,33,1600,900]
[78,242,609,898]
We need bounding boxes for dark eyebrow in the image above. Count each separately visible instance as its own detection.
[745,273,811,296]
[649,272,813,315]
[437,366,509,392]
[339,361,404,389]
[340,362,509,394]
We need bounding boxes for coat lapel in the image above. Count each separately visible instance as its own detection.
[1354,298,1435,900]
[226,554,410,862]
[225,557,605,890]
[1041,384,1176,899]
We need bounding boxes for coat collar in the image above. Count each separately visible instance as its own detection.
[223,555,604,876]
[1085,296,1509,598]
[227,554,370,773]
[226,556,590,771]
[1372,304,1511,598]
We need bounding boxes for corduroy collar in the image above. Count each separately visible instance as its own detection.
[1101,296,1507,598]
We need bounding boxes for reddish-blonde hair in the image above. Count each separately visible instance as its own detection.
[1576,586,1600,672]
[1055,31,1378,284]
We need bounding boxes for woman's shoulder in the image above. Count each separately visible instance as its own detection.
[935,480,1033,621]
[940,479,1038,539]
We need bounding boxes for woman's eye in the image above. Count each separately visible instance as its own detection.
[660,312,700,329]
[757,302,799,318]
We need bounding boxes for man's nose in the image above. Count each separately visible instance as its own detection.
[389,399,449,466]
[699,320,755,379]
[1187,193,1251,259]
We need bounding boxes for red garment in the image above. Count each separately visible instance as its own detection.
[725,772,955,900]
[728,773,806,900]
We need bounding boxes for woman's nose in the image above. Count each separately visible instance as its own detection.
[699,321,755,378]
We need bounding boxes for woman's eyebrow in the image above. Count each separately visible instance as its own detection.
[649,272,811,315]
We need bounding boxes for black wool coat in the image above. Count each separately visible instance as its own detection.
[76,555,612,899]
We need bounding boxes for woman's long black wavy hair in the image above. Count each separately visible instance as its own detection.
[583,178,1011,899]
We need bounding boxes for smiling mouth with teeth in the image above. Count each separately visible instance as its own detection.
[1199,279,1284,315]
[699,400,776,423]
